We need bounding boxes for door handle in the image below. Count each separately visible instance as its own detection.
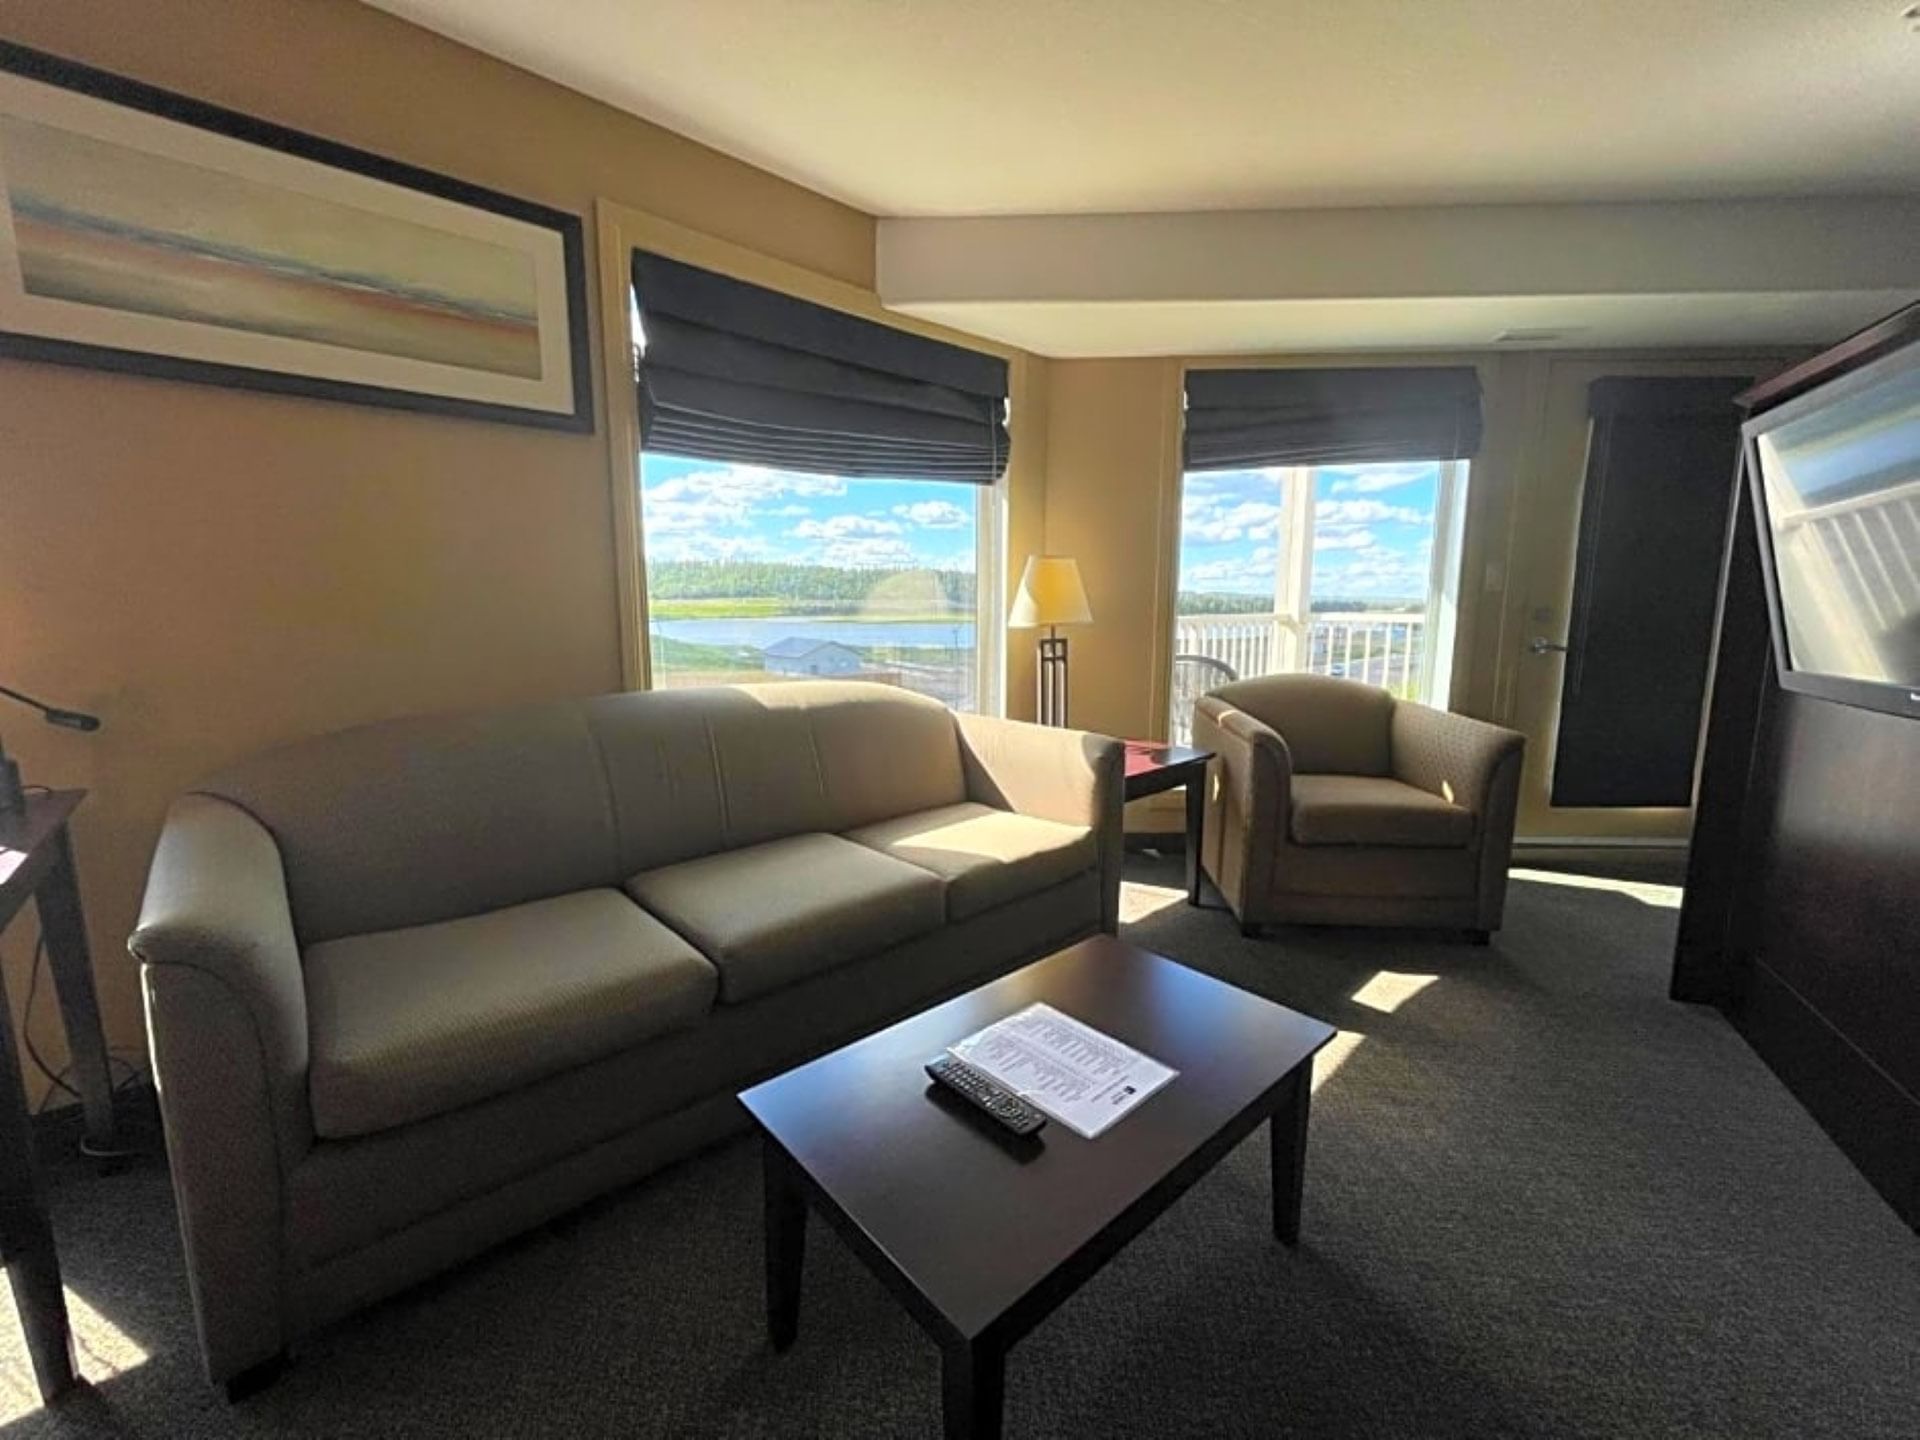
[1529,637,1570,656]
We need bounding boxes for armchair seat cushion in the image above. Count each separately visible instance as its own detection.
[304,889,717,1140]
[1289,774,1474,849]
[844,802,1096,921]
[626,833,945,1004]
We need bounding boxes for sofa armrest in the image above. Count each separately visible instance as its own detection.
[1192,695,1293,919]
[131,793,311,1381]
[954,713,1125,932]
[132,793,312,1148]
[1389,703,1526,826]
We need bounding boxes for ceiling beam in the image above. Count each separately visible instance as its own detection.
[877,200,1920,356]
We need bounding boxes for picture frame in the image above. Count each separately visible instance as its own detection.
[0,42,593,432]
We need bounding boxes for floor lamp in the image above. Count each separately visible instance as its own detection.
[1010,556,1092,727]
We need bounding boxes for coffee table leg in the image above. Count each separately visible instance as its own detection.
[941,1337,1005,1440]
[764,1138,806,1351]
[1270,1065,1312,1246]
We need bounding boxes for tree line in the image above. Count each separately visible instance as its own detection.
[649,560,976,608]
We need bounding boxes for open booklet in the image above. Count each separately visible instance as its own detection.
[947,1003,1177,1139]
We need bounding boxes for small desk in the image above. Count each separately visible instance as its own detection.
[1121,741,1212,906]
[0,790,116,1401]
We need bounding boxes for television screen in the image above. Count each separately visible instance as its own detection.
[1748,342,1920,706]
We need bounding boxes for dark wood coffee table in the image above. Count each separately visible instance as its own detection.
[1121,742,1212,905]
[738,935,1335,1439]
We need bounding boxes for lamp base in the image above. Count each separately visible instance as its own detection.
[1036,634,1070,728]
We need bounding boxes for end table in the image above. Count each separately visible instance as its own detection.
[1121,742,1213,906]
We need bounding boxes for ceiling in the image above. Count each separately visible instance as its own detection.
[371,0,1920,218]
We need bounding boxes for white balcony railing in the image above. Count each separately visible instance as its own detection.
[1170,611,1428,742]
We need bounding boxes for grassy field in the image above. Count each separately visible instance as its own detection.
[649,633,760,672]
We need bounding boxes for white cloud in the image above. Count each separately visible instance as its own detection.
[1314,528,1378,551]
[1183,497,1284,544]
[1315,538,1433,599]
[1182,545,1277,595]
[891,499,971,530]
[1316,499,1428,528]
[1328,466,1430,495]
[643,466,849,535]
[792,514,904,540]
[647,466,846,505]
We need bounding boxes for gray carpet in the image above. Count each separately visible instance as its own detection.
[4,857,1916,1437]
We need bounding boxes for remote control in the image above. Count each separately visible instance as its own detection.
[924,1054,1047,1136]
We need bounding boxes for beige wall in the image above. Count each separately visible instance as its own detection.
[0,0,884,1096]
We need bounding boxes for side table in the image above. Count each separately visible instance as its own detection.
[0,790,116,1401]
[1121,742,1213,907]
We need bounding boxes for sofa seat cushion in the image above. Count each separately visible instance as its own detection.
[626,833,946,1004]
[1290,775,1474,849]
[304,889,716,1140]
[843,802,1096,921]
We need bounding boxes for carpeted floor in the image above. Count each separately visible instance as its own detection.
[4,857,1916,1437]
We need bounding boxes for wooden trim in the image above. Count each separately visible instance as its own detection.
[1738,300,1920,415]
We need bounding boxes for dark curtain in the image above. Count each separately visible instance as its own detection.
[1184,366,1483,470]
[632,251,1008,482]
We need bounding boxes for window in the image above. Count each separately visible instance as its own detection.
[641,453,999,711]
[627,249,1010,713]
[1170,460,1469,740]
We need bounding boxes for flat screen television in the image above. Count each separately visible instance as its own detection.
[1745,336,1920,720]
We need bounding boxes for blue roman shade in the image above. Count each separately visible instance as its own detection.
[1183,366,1483,470]
[631,251,1009,483]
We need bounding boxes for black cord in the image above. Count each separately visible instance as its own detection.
[24,935,154,1161]
[23,935,82,1104]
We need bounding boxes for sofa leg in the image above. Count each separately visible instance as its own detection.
[224,1351,289,1403]
[1467,929,1492,947]
[1240,920,1263,940]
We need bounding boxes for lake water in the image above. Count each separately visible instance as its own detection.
[653,617,975,651]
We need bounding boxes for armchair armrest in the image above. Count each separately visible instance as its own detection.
[130,792,309,1382]
[1389,703,1525,826]
[954,713,1125,932]
[1192,695,1293,920]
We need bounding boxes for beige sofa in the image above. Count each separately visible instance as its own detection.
[131,682,1122,1388]
[1193,674,1523,937]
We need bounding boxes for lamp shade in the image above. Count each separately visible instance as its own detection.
[1009,555,1092,629]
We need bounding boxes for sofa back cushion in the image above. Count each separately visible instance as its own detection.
[1209,673,1395,776]
[199,682,969,946]
[586,682,969,875]
[201,702,619,946]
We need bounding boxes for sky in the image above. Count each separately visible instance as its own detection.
[640,453,979,570]
[1178,461,1444,603]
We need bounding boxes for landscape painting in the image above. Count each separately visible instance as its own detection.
[0,46,591,430]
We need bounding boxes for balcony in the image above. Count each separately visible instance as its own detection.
[1170,611,1428,743]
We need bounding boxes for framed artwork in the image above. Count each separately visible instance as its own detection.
[0,43,593,431]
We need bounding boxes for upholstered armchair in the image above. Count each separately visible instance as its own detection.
[1193,675,1525,939]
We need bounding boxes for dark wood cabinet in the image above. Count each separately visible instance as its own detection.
[1674,304,1920,1231]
